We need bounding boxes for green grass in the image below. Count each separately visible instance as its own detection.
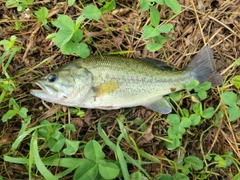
[2,73,240,179]
[1,0,240,179]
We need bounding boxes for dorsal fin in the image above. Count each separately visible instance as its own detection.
[141,58,175,71]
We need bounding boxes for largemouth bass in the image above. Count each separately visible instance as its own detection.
[30,46,222,114]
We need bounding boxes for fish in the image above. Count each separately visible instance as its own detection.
[30,46,222,114]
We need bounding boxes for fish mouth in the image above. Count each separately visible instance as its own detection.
[30,81,57,98]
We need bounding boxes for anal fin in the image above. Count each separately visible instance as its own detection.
[144,98,172,114]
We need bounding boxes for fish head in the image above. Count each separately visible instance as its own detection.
[30,67,93,106]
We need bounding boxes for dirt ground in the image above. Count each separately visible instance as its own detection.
[0,0,240,179]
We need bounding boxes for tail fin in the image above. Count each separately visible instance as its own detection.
[187,46,222,87]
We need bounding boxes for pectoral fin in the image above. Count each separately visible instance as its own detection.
[95,81,119,97]
[144,98,172,114]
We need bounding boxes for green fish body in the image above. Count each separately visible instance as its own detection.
[30,46,222,114]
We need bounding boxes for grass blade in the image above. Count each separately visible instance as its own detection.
[31,130,58,180]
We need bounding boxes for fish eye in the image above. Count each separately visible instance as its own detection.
[48,73,58,83]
